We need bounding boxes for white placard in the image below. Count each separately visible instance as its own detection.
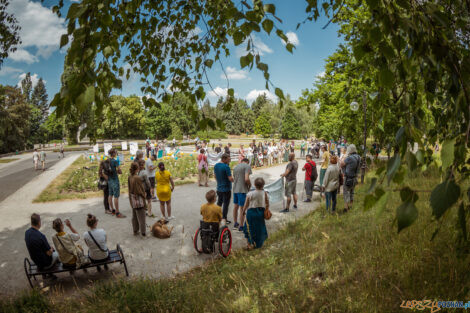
[121,141,128,151]
[129,142,138,156]
[93,144,99,153]
[104,143,113,156]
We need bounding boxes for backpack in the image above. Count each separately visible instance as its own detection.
[102,159,112,176]
[345,154,361,187]
[309,161,318,182]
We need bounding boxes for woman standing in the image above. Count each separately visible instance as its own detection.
[128,163,147,236]
[238,144,245,163]
[197,149,209,187]
[242,177,269,249]
[155,162,175,220]
[321,155,340,213]
[138,159,154,217]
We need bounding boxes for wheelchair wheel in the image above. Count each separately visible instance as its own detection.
[193,228,203,253]
[218,226,232,257]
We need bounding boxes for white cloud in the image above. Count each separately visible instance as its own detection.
[245,89,276,102]
[0,66,23,77]
[207,87,228,98]
[17,73,45,88]
[281,31,300,46]
[236,35,273,57]
[221,66,249,80]
[7,0,66,63]
[9,49,38,64]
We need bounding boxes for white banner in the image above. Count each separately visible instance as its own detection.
[93,144,99,153]
[264,178,284,204]
[103,143,112,156]
[207,152,223,166]
[121,141,128,151]
[129,142,138,156]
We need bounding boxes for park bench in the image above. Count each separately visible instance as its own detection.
[24,244,129,288]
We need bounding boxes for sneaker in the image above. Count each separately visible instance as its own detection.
[111,210,116,216]
[225,220,232,225]
[116,212,126,218]
[293,205,298,210]
[233,222,239,229]
[303,199,312,203]
[280,209,290,213]
[238,226,244,232]
[168,216,175,220]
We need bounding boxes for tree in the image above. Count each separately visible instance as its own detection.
[0,85,30,153]
[31,78,49,122]
[42,111,64,141]
[145,103,172,139]
[254,113,272,138]
[21,72,32,103]
[281,107,301,139]
[251,94,269,119]
[0,0,21,68]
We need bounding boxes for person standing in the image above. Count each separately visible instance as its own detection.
[197,149,209,187]
[241,177,269,249]
[215,143,222,154]
[232,158,252,231]
[146,154,157,201]
[99,157,111,214]
[25,213,59,277]
[214,154,234,224]
[302,154,317,203]
[319,145,330,194]
[300,140,306,157]
[59,143,65,159]
[341,144,361,213]
[138,159,153,217]
[33,149,39,170]
[128,163,147,236]
[39,149,46,171]
[108,149,125,218]
[280,153,298,212]
[224,143,232,156]
[155,162,175,220]
[321,155,340,213]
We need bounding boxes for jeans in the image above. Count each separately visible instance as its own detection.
[325,190,337,212]
[319,168,327,186]
[103,186,110,212]
[43,251,59,270]
[217,191,231,220]
[305,180,314,200]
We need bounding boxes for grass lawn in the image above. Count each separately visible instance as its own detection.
[0,158,19,164]
[4,164,469,312]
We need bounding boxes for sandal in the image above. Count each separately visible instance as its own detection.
[116,212,126,218]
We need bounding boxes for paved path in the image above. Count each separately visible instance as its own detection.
[0,154,320,297]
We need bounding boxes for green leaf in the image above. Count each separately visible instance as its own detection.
[386,154,401,184]
[458,203,467,241]
[60,34,69,48]
[262,19,274,34]
[430,180,461,219]
[204,59,214,68]
[379,67,394,88]
[103,46,113,58]
[257,62,268,72]
[233,31,244,46]
[416,149,424,164]
[285,43,295,53]
[395,126,404,144]
[397,201,418,233]
[367,177,378,194]
[83,85,95,105]
[441,138,455,171]
[228,88,234,97]
[263,4,276,15]
[375,191,390,217]
[364,194,377,211]
[275,87,284,99]
[240,55,250,68]
[400,187,418,203]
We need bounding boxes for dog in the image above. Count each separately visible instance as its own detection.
[151,219,174,239]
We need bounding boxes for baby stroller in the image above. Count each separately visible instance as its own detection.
[193,221,232,257]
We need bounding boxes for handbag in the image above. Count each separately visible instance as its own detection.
[263,191,272,220]
[98,177,107,190]
[56,234,90,269]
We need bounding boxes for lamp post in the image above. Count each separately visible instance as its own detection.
[350,91,367,183]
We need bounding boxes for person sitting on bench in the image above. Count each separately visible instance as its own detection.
[51,218,84,269]
[25,213,59,279]
[83,214,109,272]
[200,190,222,232]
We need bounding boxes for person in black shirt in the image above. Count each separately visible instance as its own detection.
[224,143,232,155]
[25,213,59,278]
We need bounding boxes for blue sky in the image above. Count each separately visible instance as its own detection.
[0,0,342,105]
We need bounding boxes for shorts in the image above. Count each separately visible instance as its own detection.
[233,193,247,206]
[149,177,155,188]
[285,180,297,197]
[108,179,120,198]
[343,184,355,203]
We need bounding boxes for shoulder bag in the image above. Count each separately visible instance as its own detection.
[263,191,272,220]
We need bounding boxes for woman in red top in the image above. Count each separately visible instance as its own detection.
[197,149,209,187]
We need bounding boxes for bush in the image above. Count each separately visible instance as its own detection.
[196,130,227,140]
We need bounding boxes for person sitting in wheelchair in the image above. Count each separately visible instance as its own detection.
[199,190,223,252]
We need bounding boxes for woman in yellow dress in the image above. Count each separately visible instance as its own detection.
[156,162,175,220]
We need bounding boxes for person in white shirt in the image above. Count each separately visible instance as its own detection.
[33,149,39,170]
[146,154,157,202]
[83,214,109,271]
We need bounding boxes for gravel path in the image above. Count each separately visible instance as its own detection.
[0,154,320,297]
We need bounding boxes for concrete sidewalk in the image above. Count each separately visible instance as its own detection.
[0,155,320,297]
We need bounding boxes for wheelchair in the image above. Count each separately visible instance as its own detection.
[193,221,232,257]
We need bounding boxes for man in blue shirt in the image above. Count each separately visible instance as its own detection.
[214,154,234,224]
[25,213,59,279]
[108,148,126,218]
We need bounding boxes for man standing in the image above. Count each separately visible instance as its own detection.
[319,145,330,193]
[108,149,126,218]
[224,143,232,155]
[302,154,317,203]
[39,149,46,171]
[146,154,157,201]
[214,154,234,224]
[300,140,306,157]
[215,143,222,154]
[232,158,252,231]
[99,157,111,214]
[341,144,361,212]
[25,213,59,278]
[280,153,298,212]
[33,149,39,170]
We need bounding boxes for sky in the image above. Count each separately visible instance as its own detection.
[0,0,343,105]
